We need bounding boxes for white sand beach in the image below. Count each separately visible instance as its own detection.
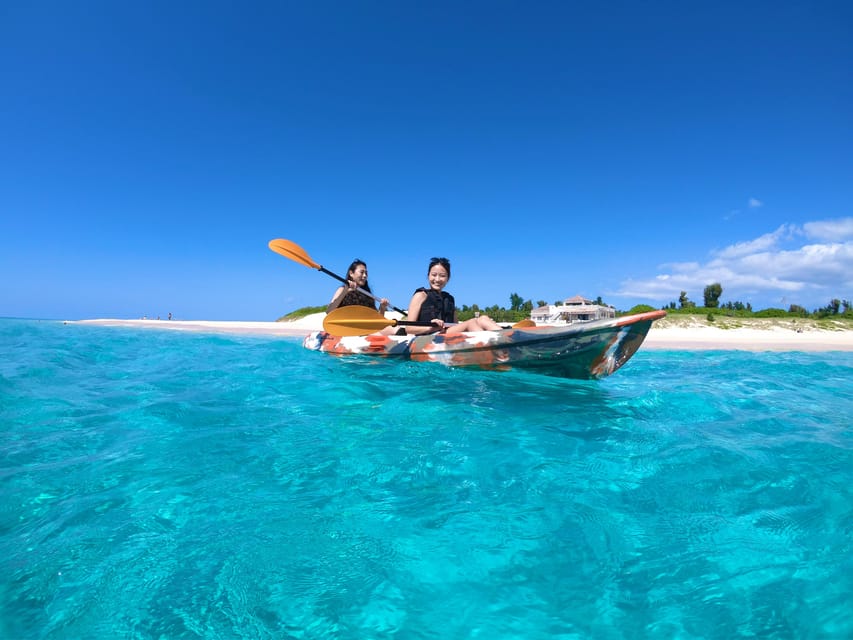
[74,317,320,337]
[74,313,853,352]
[642,325,853,351]
[642,315,853,351]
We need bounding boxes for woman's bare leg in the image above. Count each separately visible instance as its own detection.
[446,315,502,333]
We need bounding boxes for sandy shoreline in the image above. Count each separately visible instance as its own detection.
[71,314,853,352]
[642,326,853,351]
[73,318,317,337]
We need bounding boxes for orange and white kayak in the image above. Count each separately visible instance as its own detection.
[303,310,666,380]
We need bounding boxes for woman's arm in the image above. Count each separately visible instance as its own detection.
[403,291,434,335]
[326,285,349,313]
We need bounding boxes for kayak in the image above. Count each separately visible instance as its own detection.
[303,310,666,380]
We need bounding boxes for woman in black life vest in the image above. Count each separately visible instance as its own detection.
[403,257,501,335]
[327,259,389,314]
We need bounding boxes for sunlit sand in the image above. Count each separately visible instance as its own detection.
[73,313,853,352]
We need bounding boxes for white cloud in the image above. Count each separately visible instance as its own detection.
[803,217,853,241]
[611,217,853,308]
[714,224,793,259]
[749,197,763,208]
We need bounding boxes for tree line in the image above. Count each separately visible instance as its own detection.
[456,294,615,322]
[457,284,852,322]
[660,283,852,319]
[282,284,851,322]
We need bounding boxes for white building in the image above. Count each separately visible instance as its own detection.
[530,295,616,325]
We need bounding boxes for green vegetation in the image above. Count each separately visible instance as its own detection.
[280,288,852,324]
[625,304,657,315]
[703,283,722,308]
[276,305,326,322]
[663,286,851,321]
[455,291,534,323]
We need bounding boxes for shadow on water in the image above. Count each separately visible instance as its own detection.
[301,351,662,444]
[321,351,614,403]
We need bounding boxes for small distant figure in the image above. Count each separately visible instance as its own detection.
[168,312,172,320]
[157,315,161,320]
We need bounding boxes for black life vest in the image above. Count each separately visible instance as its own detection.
[414,287,455,323]
[339,289,376,310]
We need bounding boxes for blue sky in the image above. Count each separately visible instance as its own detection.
[2,1,851,320]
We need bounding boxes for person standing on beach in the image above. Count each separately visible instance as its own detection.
[403,257,501,335]
[327,259,389,314]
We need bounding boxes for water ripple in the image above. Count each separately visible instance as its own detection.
[0,320,851,638]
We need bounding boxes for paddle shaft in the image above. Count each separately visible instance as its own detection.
[395,319,449,328]
[322,305,455,336]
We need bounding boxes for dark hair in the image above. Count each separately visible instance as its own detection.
[347,259,372,293]
[428,257,451,278]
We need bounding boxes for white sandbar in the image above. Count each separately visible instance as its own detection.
[72,313,853,352]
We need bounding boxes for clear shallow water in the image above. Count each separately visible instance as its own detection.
[1,319,851,639]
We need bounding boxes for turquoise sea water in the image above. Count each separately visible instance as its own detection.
[1,318,851,639]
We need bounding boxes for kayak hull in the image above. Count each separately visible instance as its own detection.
[303,310,666,380]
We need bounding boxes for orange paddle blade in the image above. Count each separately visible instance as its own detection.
[323,306,396,337]
[511,319,536,328]
[268,239,321,270]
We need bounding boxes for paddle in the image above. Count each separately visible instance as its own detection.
[268,238,407,314]
[323,306,537,337]
[323,306,437,336]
